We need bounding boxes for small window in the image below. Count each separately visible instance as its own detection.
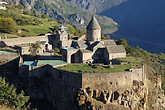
[110,82,112,85]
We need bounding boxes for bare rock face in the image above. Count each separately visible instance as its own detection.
[63,0,127,14]
[77,80,148,110]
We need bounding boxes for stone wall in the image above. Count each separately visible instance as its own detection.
[25,65,82,110]
[21,46,31,55]
[0,54,18,61]
[0,36,47,46]
[0,56,20,86]
[19,64,145,110]
[109,53,126,60]
[82,68,144,91]
[82,52,93,62]
[87,29,101,42]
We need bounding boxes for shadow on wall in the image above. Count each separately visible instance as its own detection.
[24,64,82,110]
[22,55,62,61]
[0,41,7,47]
[0,56,20,86]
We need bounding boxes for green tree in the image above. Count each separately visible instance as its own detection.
[54,48,60,53]
[29,41,41,55]
[66,24,76,34]
[54,48,60,56]
[15,4,25,12]
[41,14,47,19]
[0,17,18,34]
[116,38,132,53]
[0,77,29,109]
[101,35,106,39]
[54,25,60,32]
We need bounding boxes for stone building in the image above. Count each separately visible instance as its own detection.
[48,25,72,49]
[62,16,126,64]
[0,2,7,10]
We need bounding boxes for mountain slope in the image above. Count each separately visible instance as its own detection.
[62,0,126,14]
[53,0,165,53]
[99,0,165,53]
[5,0,118,34]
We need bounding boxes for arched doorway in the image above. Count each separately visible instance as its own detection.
[71,54,75,63]
[45,44,49,51]
[57,43,61,49]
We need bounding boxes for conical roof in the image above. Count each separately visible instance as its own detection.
[86,16,101,30]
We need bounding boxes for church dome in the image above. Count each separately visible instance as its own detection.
[86,16,101,30]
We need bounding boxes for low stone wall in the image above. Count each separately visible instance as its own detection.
[1,36,48,46]
[0,54,18,61]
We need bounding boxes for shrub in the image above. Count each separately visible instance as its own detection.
[41,14,47,19]
[0,17,18,34]
[54,48,60,53]
[15,5,24,12]
[0,77,29,109]
[67,24,76,34]
[29,41,41,55]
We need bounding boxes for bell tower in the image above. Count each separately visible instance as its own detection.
[86,16,101,42]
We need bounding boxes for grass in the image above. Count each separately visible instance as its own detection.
[0,9,6,13]
[0,33,18,39]
[18,20,57,37]
[58,64,131,73]
[116,57,142,68]
[117,57,141,64]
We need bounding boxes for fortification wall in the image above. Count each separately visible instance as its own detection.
[21,64,144,110]
[82,72,133,90]
[0,54,18,61]
[0,56,20,81]
[26,65,82,110]
[82,68,143,91]
[1,36,48,46]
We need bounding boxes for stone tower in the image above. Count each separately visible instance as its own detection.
[86,16,101,42]
[58,25,69,41]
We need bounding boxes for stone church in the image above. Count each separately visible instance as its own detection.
[46,25,71,50]
[61,16,126,64]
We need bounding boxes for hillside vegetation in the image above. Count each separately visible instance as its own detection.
[0,77,29,109]
[5,0,118,34]
[116,39,165,91]
[0,4,85,38]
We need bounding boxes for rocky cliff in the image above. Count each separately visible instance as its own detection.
[18,64,165,110]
